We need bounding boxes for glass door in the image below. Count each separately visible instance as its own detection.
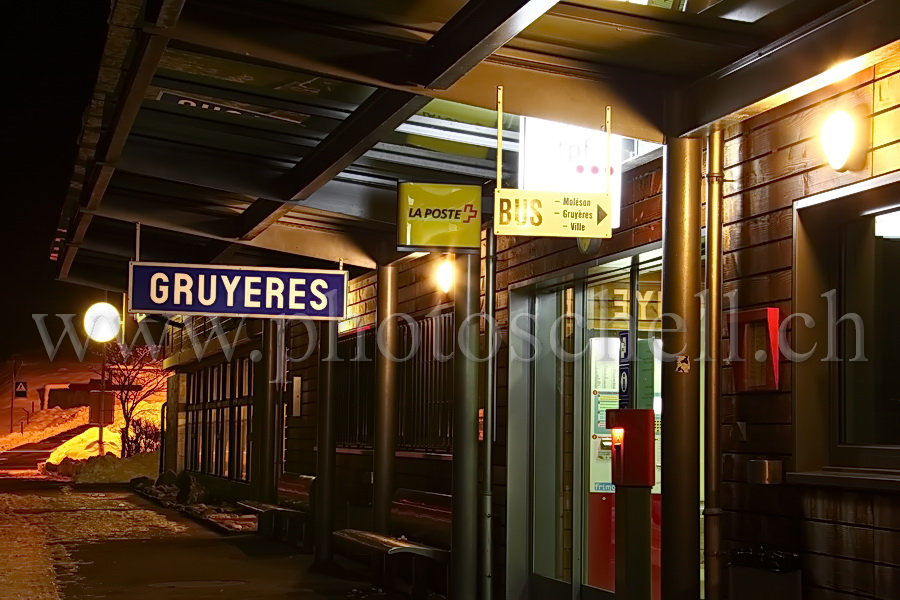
[582,250,663,599]
[531,283,577,596]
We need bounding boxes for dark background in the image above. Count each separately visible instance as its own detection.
[2,2,110,361]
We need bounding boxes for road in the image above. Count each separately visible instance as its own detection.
[0,425,93,469]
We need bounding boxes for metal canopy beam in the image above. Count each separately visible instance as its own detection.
[164,12,664,141]
[265,88,427,202]
[216,0,593,241]
[545,3,766,50]
[60,0,186,278]
[115,138,398,224]
[411,0,560,89]
[153,72,520,151]
[165,15,665,139]
[669,0,900,136]
[85,200,387,269]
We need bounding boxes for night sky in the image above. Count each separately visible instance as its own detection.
[2,2,110,361]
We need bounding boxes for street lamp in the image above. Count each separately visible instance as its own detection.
[84,302,120,342]
[84,302,121,456]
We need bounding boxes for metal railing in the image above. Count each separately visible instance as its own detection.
[334,329,377,448]
[333,313,455,454]
[398,312,454,453]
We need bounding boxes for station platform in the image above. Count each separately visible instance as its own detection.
[0,476,395,600]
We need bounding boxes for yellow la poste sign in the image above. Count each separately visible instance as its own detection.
[398,183,482,252]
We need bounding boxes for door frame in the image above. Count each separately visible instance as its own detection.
[506,242,660,600]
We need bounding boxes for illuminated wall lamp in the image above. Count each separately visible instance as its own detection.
[436,258,455,294]
[820,107,868,172]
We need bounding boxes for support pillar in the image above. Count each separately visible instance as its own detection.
[163,372,187,473]
[253,320,280,503]
[374,264,399,534]
[705,129,725,600]
[661,136,702,600]
[452,252,479,600]
[314,319,338,566]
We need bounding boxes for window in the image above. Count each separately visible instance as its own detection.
[796,197,900,470]
[184,354,254,481]
[839,210,900,448]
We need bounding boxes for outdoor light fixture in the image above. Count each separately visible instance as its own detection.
[436,258,455,294]
[820,107,867,171]
[84,302,121,342]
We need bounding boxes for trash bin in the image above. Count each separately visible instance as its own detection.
[728,547,801,600]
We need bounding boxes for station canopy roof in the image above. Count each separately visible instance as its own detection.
[53,0,900,290]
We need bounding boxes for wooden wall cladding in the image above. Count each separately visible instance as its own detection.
[721,53,900,599]
[339,272,376,334]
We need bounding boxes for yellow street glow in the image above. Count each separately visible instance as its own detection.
[436,259,455,294]
[820,109,857,171]
[84,302,121,342]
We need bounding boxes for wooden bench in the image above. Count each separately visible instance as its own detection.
[334,488,451,599]
[238,473,315,551]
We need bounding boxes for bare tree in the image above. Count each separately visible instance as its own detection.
[94,344,169,458]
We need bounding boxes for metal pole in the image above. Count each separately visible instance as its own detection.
[616,255,652,600]
[705,129,725,600]
[374,265,399,534]
[135,222,141,261]
[315,319,338,567]
[452,252,479,600]
[661,136,702,600]
[99,351,106,456]
[8,360,14,435]
[496,86,503,187]
[617,486,652,600]
[481,227,497,600]
[254,320,280,503]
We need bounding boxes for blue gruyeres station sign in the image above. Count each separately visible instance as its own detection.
[128,262,348,320]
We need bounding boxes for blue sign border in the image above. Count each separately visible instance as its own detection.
[128,261,348,321]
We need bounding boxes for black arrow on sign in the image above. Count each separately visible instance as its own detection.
[597,205,608,225]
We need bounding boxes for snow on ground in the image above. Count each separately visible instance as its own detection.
[74,451,159,484]
[0,407,89,452]
[47,425,122,463]
[46,399,165,464]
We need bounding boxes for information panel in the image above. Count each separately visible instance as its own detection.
[129,262,348,320]
[493,188,612,238]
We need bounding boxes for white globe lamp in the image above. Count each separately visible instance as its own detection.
[84,302,121,343]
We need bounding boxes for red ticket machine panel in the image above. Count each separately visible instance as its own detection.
[606,409,655,487]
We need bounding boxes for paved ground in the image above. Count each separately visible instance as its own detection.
[0,475,389,600]
[0,426,94,470]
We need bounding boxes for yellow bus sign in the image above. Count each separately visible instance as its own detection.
[493,188,612,238]
[398,183,482,252]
